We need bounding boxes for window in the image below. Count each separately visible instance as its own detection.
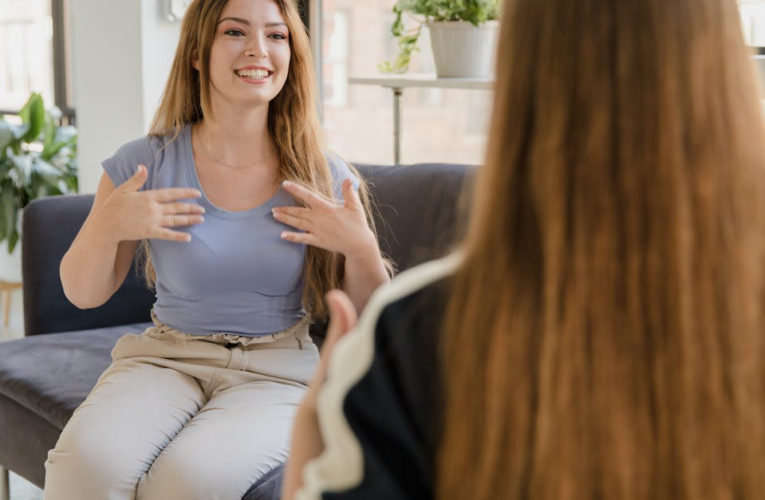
[323,9,349,108]
[0,0,73,120]
[0,0,54,112]
[741,0,765,47]
[317,0,491,165]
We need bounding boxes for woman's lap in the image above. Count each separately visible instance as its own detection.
[43,318,319,500]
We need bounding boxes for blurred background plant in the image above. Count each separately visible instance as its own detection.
[380,0,502,74]
[0,92,78,254]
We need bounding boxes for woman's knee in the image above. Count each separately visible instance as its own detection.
[46,426,133,481]
[137,452,261,500]
[44,421,154,500]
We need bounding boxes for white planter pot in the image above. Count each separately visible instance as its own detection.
[0,239,21,283]
[427,20,499,78]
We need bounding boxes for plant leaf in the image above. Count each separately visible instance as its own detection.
[0,186,16,243]
[55,125,77,145]
[0,189,5,242]
[382,0,501,72]
[7,226,19,254]
[0,122,15,158]
[19,93,45,143]
[41,112,57,159]
[0,159,12,179]
[380,24,422,74]
[0,93,79,249]
[42,125,78,161]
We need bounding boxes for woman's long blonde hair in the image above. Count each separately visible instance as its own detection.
[144,0,388,319]
[439,0,765,498]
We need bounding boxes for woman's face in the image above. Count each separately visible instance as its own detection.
[199,0,291,108]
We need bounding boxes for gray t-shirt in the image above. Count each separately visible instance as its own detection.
[102,123,359,337]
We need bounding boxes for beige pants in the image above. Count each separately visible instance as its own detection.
[43,313,319,500]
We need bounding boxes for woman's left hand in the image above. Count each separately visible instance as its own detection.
[273,179,377,259]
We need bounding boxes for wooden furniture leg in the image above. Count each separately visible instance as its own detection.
[0,465,9,500]
[0,281,22,328]
[3,288,9,327]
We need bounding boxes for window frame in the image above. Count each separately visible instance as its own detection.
[51,0,74,123]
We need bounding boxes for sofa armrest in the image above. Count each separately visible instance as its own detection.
[21,195,155,337]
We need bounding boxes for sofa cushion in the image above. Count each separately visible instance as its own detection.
[0,323,151,429]
[242,464,284,500]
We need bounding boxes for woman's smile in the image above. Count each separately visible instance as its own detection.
[234,66,273,84]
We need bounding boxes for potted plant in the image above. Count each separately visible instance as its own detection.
[380,0,501,77]
[0,92,78,281]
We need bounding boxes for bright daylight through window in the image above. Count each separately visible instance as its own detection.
[320,0,492,166]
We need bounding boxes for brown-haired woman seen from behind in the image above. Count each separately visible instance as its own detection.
[48,0,390,498]
[284,0,765,498]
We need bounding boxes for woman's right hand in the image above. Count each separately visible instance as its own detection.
[94,164,205,243]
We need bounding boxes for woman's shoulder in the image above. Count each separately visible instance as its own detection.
[324,151,360,198]
[102,127,186,189]
[114,134,166,158]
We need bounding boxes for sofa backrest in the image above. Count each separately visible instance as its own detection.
[22,195,156,336]
[22,163,475,336]
[354,163,475,272]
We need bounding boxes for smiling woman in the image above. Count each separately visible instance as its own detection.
[45,0,391,499]
[202,6,291,107]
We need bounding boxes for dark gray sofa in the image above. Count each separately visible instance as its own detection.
[0,162,474,500]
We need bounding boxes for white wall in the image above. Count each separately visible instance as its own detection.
[141,0,183,130]
[70,0,181,193]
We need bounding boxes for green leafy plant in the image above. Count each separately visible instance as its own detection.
[0,93,78,253]
[379,0,501,74]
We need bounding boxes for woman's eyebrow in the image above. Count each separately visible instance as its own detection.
[218,17,250,25]
[217,17,287,28]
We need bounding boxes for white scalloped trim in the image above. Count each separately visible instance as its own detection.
[297,252,463,499]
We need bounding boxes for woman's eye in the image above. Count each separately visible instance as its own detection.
[269,33,288,40]
[224,29,245,37]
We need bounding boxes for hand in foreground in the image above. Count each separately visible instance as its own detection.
[282,290,358,499]
[304,290,358,410]
[272,179,377,259]
[96,164,205,243]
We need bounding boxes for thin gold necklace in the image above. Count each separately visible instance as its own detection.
[195,124,272,170]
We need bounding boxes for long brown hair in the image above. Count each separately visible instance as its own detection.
[144,0,389,319]
[439,0,765,498]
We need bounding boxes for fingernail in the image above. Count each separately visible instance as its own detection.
[281,232,288,238]
[194,190,202,197]
[282,180,291,187]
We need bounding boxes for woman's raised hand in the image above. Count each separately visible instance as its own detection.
[95,164,205,243]
[272,179,377,258]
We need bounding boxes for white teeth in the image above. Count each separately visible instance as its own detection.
[236,69,269,79]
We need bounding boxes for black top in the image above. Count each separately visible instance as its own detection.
[303,255,460,500]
